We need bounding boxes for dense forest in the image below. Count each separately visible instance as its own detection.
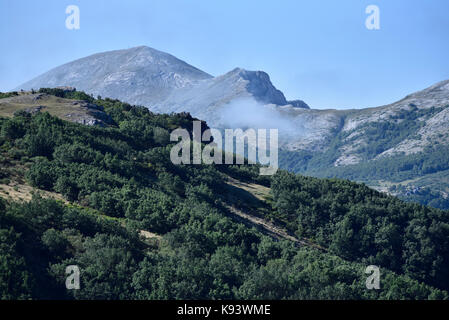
[1,89,448,299]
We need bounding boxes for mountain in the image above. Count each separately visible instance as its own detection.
[14,46,449,209]
[18,46,213,106]
[279,80,449,209]
[338,79,449,162]
[16,46,309,129]
[151,67,291,116]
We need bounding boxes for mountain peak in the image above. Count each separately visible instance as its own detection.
[16,46,212,105]
[217,67,288,106]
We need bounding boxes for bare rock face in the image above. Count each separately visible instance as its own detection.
[286,100,310,109]
[17,46,213,106]
[335,80,449,164]
[23,105,45,115]
[237,68,287,106]
[67,101,115,127]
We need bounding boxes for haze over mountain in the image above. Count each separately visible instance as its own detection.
[15,46,449,209]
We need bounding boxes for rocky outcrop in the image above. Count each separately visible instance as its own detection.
[0,93,114,127]
[287,99,310,109]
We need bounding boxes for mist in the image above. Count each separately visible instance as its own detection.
[218,97,302,136]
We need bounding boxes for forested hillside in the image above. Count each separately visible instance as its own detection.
[1,89,448,299]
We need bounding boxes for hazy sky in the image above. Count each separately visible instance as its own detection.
[1,0,448,109]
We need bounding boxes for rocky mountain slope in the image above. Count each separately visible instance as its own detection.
[276,80,449,209]
[338,79,449,164]
[18,46,213,107]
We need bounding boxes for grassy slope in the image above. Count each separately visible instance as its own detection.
[0,91,112,126]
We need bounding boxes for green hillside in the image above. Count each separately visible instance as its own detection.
[1,89,448,299]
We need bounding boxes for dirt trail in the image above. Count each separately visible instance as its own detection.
[139,230,162,240]
[0,183,66,203]
[226,176,271,201]
[223,203,325,251]
[224,203,297,242]
[223,176,326,251]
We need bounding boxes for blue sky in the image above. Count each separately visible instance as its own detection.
[1,0,448,109]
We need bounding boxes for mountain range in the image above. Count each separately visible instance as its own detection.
[17,46,308,126]
[14,46,449,209]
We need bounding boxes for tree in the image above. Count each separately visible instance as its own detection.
[41,228,69,258]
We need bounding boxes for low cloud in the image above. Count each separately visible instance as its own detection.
[218,97,299,135]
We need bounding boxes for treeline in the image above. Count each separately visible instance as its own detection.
[0,90,448,299]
